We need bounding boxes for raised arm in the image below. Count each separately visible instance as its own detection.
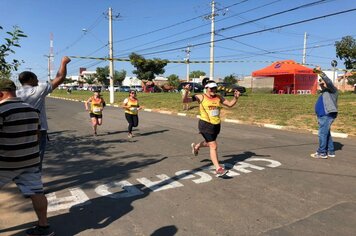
[222,90,240,107]
[51,56,71,90]
[314,66,337,93]
[84,97,92,111]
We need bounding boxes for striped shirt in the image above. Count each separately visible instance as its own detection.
[0,97,40,170]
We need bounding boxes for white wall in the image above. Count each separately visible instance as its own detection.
[122,76,141,86]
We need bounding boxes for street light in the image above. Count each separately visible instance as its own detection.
[331,60,337,83]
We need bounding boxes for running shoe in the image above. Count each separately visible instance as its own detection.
[328,152,336,158]
[26,225,55,236]
[191,143,198,156]
[215,167,228,177]
[310,152,328,159]
[128,133,133,138]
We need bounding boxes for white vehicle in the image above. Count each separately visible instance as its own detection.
[132,85,143,92]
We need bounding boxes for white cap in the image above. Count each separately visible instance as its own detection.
[205,82,218,88]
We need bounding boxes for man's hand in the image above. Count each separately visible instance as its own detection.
[313,66,322,74]
[51,56,71,90]
[62,56,71,65]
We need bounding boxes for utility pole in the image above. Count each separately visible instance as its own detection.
[209,0,216,80]
[184,45,191,82]
[44,54,53,82]
[108,7,115,104]
[302,32,308,65]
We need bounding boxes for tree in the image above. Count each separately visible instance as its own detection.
[129,53,168,81]
[95,66,109,85]
[167,74,180,88]
[84,77,95,85]
[0,25,27,79]
[346,73,356,86]
[95,66,126,85]
[335,36,356,70]
[189,70,206,79]
[224,74,237,84]
[63,78,74,84]
[115,69,126,85]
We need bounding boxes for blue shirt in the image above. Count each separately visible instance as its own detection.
[315,96,326,117]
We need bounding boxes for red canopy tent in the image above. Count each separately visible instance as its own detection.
[252,60,318,94]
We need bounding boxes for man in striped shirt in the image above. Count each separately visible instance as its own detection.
[0,79,54,236]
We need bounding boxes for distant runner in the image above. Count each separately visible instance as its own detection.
[85,90,105,136]
[123,90,142,138]
[182,80,241,177]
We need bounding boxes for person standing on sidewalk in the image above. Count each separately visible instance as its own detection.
[182,80,241,177]
[181,86,191,111]
[311,66,338,159]
[85,90,106,136]
[16,56,71,169]
[0,79,54,236]
[123,90,142,138]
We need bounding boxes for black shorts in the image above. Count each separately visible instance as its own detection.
[89,113,102,119]
[198,120,220,142]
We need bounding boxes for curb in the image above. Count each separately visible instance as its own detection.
[48,95,351,139]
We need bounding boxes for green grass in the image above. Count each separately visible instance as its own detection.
[51,90,356,136]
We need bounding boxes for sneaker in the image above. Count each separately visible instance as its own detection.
[128,133,133,138]
[328,153,336,158]
[310,152,328,159]
[191,143,198,156]
[215,167,228,177]
[26,225,55,236]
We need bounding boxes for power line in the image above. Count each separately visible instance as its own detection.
[113,0,250,44]
[55,13,105,55]
[118,0,333,57]
[138,8,356,57]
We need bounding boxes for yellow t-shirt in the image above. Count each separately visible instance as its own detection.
[199,94,222,125]
[90,97,104,115]
[124,97,139,115]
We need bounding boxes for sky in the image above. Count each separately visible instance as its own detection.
[1,0,355,82]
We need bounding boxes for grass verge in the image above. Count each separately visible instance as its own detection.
[50,90,356,136]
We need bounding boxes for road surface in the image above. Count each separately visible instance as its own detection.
[1,97,355,236]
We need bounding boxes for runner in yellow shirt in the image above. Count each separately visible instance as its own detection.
[182,81,240,177]
[123,90,142,138]
[85,90,105,136]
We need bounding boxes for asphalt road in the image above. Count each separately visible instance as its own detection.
[1,97,355,236]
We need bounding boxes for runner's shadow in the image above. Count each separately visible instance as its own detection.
[223,151,271,163]
[200,151,269,164]
[137,129,169,137]
[151,225,178,236]
[106,130,128,136]
[0,185,149,236]
[200,151,271,179]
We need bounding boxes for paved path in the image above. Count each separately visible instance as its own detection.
[1,97,355,236]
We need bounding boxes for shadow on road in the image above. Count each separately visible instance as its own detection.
[151,225,178,236]
[137,129,169,137]
[334,141,344,151]
[43,130,168,194]
[0,186,151,236]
